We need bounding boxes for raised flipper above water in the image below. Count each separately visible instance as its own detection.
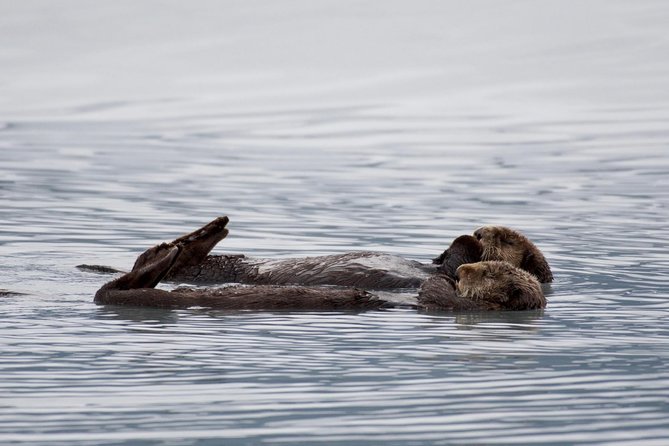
[134,216,230,274]
[78,216,231,276]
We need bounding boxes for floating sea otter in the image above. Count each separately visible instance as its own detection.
[93,217,547,311]
[81,220,551,288]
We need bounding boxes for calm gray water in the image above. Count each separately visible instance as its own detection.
[1,1,669,445]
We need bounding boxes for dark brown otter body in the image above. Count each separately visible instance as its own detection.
[80,217,438,289]
[474,226,553,283]
[82,253,432,289]
[97,282,386,311]
[94,220,545,312]
[80,218,552,291]
[167,252,434,288]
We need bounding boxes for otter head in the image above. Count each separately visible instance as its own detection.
[473,226,553,283]
[455,261,546,310]
[455,261,501,300]
[433,235,484,279]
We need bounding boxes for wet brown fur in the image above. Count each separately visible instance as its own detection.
[416,274,482,311]
[456,261,546,310]
[432,235,483,279]
[93,217,548,312]
[95,217,388,311]
[418,261,546,311]
[168,251,431,288]
[96,284,386,311]
[474,226,553,283]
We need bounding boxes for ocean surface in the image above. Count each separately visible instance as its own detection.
[1,1,669,444]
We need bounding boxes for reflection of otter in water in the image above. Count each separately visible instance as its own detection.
[473,226,553,283]
[94,217,547,312]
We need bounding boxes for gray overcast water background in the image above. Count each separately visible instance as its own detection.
[1,1,669,445]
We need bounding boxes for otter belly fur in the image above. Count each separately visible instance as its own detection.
[167,252,435,289]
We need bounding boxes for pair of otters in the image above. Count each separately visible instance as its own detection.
[94,216,553,311]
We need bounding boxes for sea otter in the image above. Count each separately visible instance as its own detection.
[473,226,553,283]
[417,261,546,311]
[94,218,546,311]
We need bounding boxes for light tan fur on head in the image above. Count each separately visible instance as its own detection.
[455,261,546,310]
[473,226,553,283]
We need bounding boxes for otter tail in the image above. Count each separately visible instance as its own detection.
[77,264,125,274]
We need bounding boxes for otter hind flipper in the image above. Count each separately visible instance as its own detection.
[97,245,180,294]
[154,216,230,275]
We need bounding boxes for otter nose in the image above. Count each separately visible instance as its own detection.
[474,229,483,240]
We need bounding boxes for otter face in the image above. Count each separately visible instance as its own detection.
[455,261,546,310]
[455,262,499,299]
[473,226,525,265]
[473,226,553,283]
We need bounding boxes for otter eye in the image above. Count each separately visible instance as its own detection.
[502,238,514,245]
